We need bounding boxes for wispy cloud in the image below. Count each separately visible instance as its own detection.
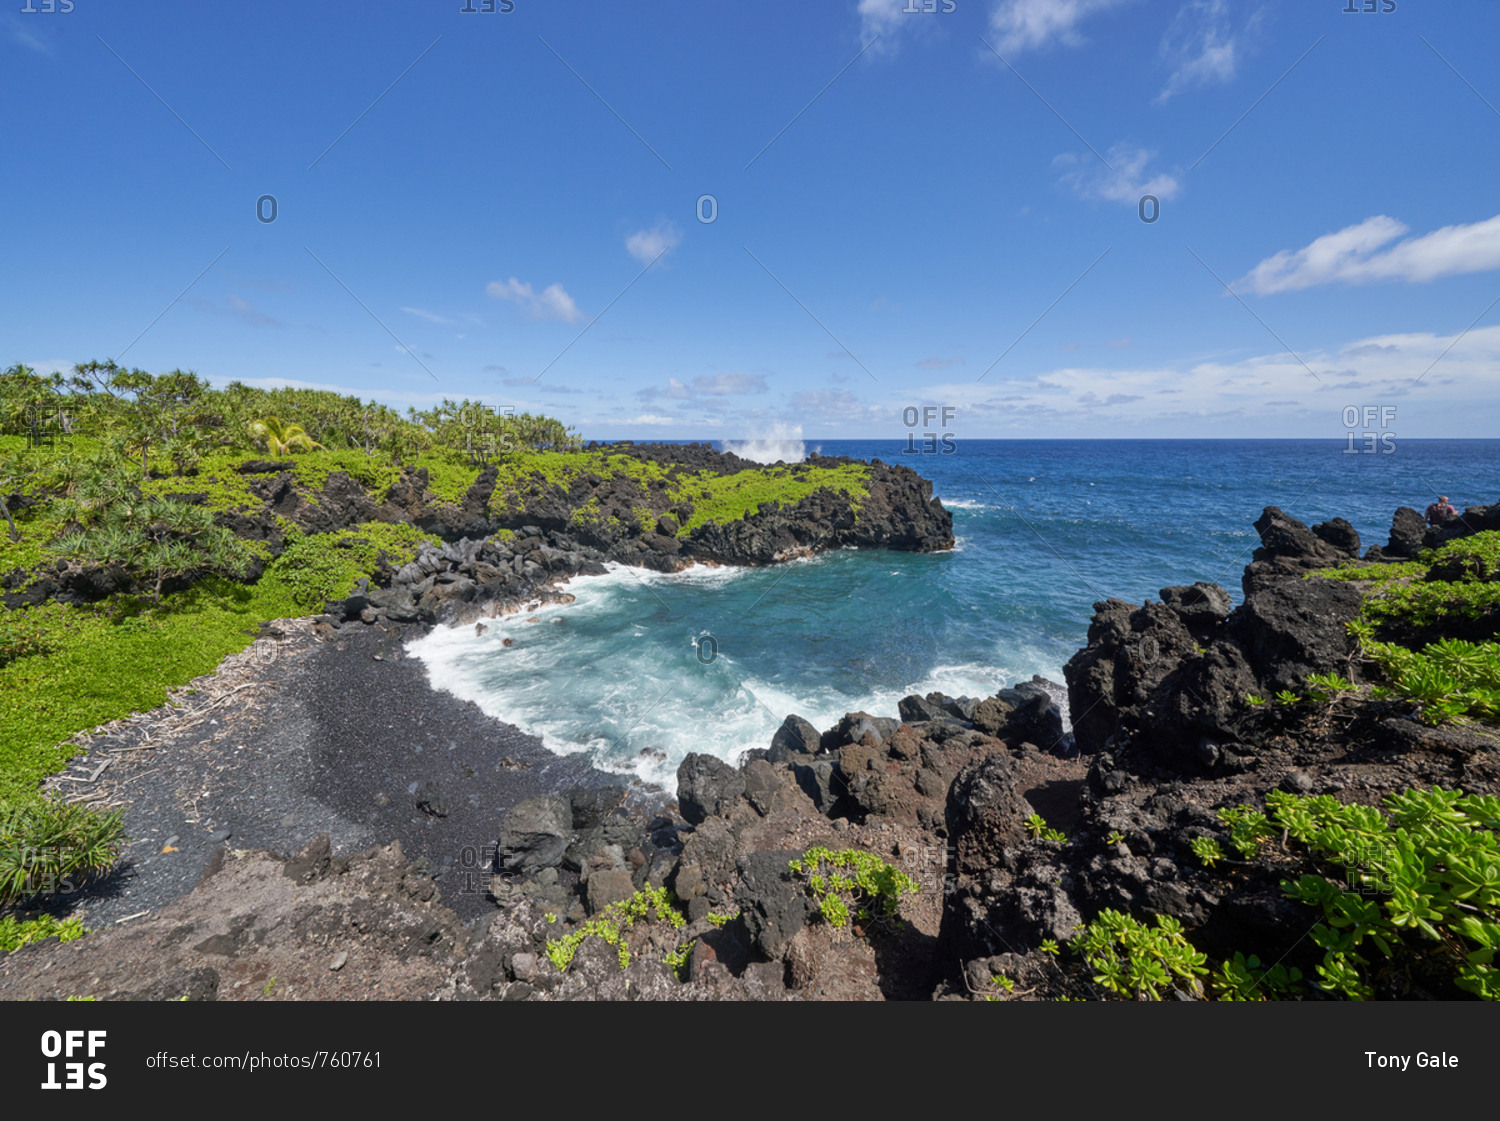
[917,356,965,370]
[1238,213,1500,294]
[485,277,583,323]
[625,222,682,264]
[503,376,582,395]
[7,16,50,54]
[401,307,453,324]
[912,323,1500,432]
[988,0,1134,55]
[639,372,767,401]
[857,0,951,54]
[1155,0,1264,105]
[188,293,281,328]
[1054,143,1180,203]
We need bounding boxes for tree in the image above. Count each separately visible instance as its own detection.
[51,490,254,601]
[70,362,216,477]
[248,416,325,456]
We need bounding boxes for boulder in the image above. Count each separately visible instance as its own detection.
[735,851,813,959]
[567,784,628,829]
[768,714,821,762]
[1159,582,1232,628]
[585,869,637,915]
[496,795,572,874]
[676,753,746,825]
[1231,577,1363,695]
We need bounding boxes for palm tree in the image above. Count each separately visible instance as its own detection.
[248,417,324,456]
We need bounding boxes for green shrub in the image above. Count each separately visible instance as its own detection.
[1267,786,1500,1000]
[545,885,685,972]
[1025,813,1067,842]
[0,796,126,906]
[0,913,85,953]
[1070,909,1208,1000]
[788,846,920,929]
[262,522,439,611]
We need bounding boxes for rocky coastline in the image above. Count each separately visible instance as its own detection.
[3,486,1498,1001]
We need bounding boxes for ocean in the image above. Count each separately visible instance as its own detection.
[407,439,1499,788]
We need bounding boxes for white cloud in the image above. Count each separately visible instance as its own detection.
[911,323,1500,434]
[485,277,583,323]
[639,372,767,401]
[402,307,453,324]
[857,0,952,54]
[695,372,766,395]
[1238,214,1500,295]
[1054,144,1180,203]
[625,222,682,264]
[988,0,1133,55]
[1155,1,1263,105]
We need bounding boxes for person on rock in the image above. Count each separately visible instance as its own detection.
[1425,495,1459,526]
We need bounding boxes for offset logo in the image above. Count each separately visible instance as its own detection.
[41,1030,106,1090]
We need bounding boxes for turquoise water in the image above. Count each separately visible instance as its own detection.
[408,439,1499,786]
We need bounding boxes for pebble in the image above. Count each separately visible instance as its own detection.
[329,952,348,972]
[163,835,179,847]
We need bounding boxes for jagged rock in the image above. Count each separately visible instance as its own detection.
[1312,518,1361,556]
[768,714,821,762]
[496,795,573,874]
[585,868,637,915]
[1231,577,1362,695]
[792,758,843,816]
[415,780,448,818]
[567,784,628,829]
[897,694,947,723]
[735,851,812,959]
[945,754,1033,873]
[1159,582,1233,629]
[971,696,1014,737]
[676,753,746,825]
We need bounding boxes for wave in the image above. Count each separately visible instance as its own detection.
[720,423,809,464]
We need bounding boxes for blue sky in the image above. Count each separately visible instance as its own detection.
[5,0,1499,440]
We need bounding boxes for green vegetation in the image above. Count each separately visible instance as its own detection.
[1213,952,1303,1001]
[485,449,871,535]
[662,939,695,979]
[265,522,439,612]
[248,417,323,456]
[1190,836,1225,868]
[788,846,920,930]
[1268,786,1500,1000]
[1316,531,1500,725]
[1070,910,1208,1000]
[705,908,740,927]
[0,796,125,906]
[1025,813,1067,842]
[1071,786,1500,1001]
[0,912,86,953]
[545,885,686,972]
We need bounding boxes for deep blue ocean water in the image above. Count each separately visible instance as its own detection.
[409,439,1500,786]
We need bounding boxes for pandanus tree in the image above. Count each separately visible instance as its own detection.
[51,489,254,601]
[248,417,325,456]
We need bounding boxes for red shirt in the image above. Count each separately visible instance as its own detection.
[1426,502,1456,525]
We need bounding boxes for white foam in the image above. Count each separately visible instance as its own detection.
[720,423,807,464]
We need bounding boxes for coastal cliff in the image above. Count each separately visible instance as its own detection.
[6,497,1496,1001]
